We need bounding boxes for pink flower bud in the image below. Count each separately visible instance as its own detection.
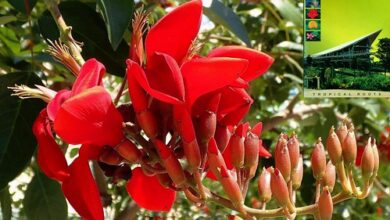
[114,139,141,163]
[230,123,249,169]
[219,166,244,207]
[371,139,379,174]
[287,133,300,170]
[137,110,159,139]
[342,130,357,166]
[311,138,326,180]
[215,125,233,152]
[244,132,260,169]
[322,162,336,192]
[318,187,333,220]
[270,168,292,209]
[258,168,272,203]
[208,138,227,179]
[155,140,186,187]
[275,137,291,182]
[292,155,303,190]
[326,126,343,164]
[361,139,375,180]
[336,123,348,144]
[197,94,221,143]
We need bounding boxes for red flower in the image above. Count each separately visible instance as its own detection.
[307,9,319,19]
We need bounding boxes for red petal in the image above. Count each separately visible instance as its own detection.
[230,77,249,88]
[208,46,274,81]
[54,86,124,147]
[33,109,69,182]
[146,0,202,64]
[47,89,71,121]
[134,53,185,104]
[126,167,176,212]
[252,122,263,137]
[220,104,251,126]
[126,60,149,113]
[221,143,234,170]
[181,57,248,108]
[79,145,105,161]
[71,59,106,96]
[62,157,104,220]
[259,141,272,158]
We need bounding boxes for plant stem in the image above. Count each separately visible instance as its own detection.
[44,0,85,65]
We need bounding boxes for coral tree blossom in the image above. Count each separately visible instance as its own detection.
[32,0,274,219]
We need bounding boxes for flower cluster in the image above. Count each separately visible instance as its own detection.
[31,0,274,219]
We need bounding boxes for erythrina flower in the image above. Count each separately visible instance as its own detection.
[307,9,319,19]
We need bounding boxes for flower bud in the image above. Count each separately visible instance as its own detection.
[287,133,300,170]
[114,139,141,163]
[275,137,291,182]
[244,132,260,169]
[341,130,357,167]
[196,93,220,143]
[292,155,303,190]
[99,147,124,165]
[156,173,173,188]
[230,123,249,169]
[372,139,379,175]
[258,168,272,203]
[180,109,201,169]
[336,123,348,144]
[318,187,333,220]
[155,140,186,187]
[137,110,159,139]
[311,138,326,180]
[326,126,343,164]
[270,168,294,211]
[208,138,227,179]
[322,162,336,192]
[215,125,233,152]
[251,122,263,137]
[361,139,375,180]
[218,166,244,208]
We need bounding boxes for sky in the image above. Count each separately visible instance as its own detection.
[305,0,390,55]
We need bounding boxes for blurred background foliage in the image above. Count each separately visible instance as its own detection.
[0,0,389,219]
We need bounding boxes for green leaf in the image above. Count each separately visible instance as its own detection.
[38,1,129,76]
[97,0,134,51]
[0,186,12,220]
[203,0,251,46]
[0,16,17,25]
[0,72,45,190]
[269,0,302,28]
[23,172,67,220]
[7,0,37,14]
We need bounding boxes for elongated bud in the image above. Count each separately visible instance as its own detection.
[326,126,343,164]
[155,140,186,187]
[322,162,336,192]
[208,138,227,179]
[251,122,263,136]
[197,93,220,143]
[336,123,348,144]
[275,137,291,182]
[244,132,260,169]
[318,187,333,220]
[292,155,303,190]
[372,139,379,175]
[99,147,124,165]
[361,139,375,181]
[137,110,159,139]
[114,139,141,163]
[342,130,357,167]
[218,166,244,208]
[181,109,201,169]
[287,133,300,170]
[156,173,173,188]
[311,138,326,180]
[270,168,294,212]
[258,168,272,203]
[215,125,233,152]
[230,123,249,169]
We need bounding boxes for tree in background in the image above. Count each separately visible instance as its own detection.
[376,38,390,72]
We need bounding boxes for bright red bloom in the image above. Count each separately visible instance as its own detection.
[307,9,319,19]
[126,168,176,212]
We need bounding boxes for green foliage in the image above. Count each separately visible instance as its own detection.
[23,171,67,220]
[376,38,390,71]
[0,186,12,220]
[0,72,45,191]
[97,0,134,50]
[38,1,129,76]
